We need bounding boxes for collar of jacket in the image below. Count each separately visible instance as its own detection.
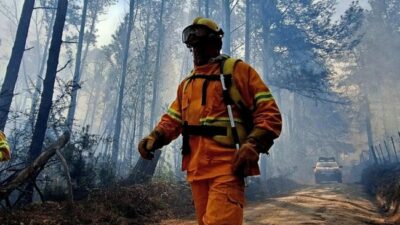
[193,54,229,71]
[208,54,229,63]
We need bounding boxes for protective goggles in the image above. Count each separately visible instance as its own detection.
[182,25,223,46]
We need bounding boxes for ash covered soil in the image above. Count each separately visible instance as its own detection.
[159,184,389,225]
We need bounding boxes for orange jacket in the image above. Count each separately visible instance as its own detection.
[156,59,282,181]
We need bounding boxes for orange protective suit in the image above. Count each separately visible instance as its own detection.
[191,175,244,225]
[155,58,282,224]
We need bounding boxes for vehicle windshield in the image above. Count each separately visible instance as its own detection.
[316,162,338,168]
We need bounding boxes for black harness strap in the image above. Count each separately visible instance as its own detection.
[221,75,233,105]
[181,122,228,155]
[184,124,227,136]
[181,121,190,155]
[186,74,232,106]
[188,74,221,80]
[201,80,209,105]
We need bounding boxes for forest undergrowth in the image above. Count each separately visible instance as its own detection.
[362,163,400,224]
[0,177,301,225]
[0,181,194,225]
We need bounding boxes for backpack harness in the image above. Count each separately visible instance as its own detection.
[181,56,254,155]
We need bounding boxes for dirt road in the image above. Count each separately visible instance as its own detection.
[159,183,390,225]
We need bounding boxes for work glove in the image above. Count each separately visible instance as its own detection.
[138,128,167,160]
[232,141,260,177]
[232,127,275,177]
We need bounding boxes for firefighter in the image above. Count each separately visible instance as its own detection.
[0,131,11,161]
[138,17,282,225]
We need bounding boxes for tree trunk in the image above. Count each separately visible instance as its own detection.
[83,62,104,130]
[25,0,69,203]
[66,0,89,130]
[222,0,231,55]
[123,112,133,162]
[127,103,138,166]
[82,61,101,126]
[79,1,100,77]
[150,0,165,129]
[29,5,56,124]
[132,0,167,183]
[198,0,202,16]
[261,0,274,82]
[137,11,151,141]
[205,0,209,18]
[132,150,162,184]
[88,86,100,131]
[244,0,251,62]
[132,7,161,183]
[112,0,135,167]
[364,97,377,164]
[0,0,35,130]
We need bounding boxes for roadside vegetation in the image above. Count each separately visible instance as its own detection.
[362,163,400,224]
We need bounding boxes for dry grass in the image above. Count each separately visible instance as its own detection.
[0,181,194,225]
[362,163,400,224]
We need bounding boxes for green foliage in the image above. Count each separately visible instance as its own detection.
[43,182,68,202]
[97,159,116,187]
[63,126,99,197]
[362,164,400,214]
[252,0,363,100]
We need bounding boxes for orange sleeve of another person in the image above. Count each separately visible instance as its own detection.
[156,81,184,142]
[233,62,282,139]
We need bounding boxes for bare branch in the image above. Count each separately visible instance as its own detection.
[24,46,34,51]
[56,149,73,205]
[62,40,78,44]
[0,161,26,175]
[231,23,245,34]
[231,42,244,54]
[230,0,240,14]
[56,59,72,73]
[32,182,44,203]
[33,7,57,10]
[0,132,70,202]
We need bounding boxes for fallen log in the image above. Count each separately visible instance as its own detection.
[0,132,70,201]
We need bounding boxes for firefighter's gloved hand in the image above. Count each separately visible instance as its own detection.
[232,128,276,177]
[138,129,166,160]
[246,127,275,154]
[232,141,260,177]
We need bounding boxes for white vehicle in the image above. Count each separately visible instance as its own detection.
[313,157,342,184]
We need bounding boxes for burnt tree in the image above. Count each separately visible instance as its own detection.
[0,0,35,130]
[25,0,69,203]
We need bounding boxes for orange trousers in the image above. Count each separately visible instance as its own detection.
[190,175,245,225]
